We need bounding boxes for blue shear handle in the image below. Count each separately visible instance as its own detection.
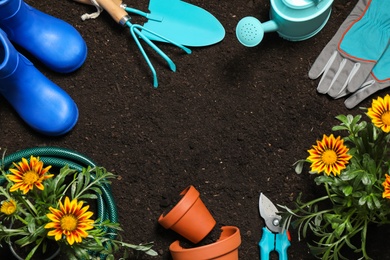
[259,228,290,260]
[259,227,274,260]
[275,230,290,260]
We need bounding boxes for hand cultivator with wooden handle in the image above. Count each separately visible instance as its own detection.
[75,0,192,88]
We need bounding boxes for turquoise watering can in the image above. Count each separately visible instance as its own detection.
[236,0,333,47]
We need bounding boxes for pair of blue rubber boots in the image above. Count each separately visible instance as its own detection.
[0,0,87,136]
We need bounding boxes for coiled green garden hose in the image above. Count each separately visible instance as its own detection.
[0,146,118,239]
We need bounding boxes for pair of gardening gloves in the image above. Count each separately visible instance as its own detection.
[309,0,390,109]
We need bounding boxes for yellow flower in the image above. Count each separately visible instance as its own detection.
[0,199,17,215]
[307,134,352,176]
[382,174,390,199]
[367,94,390,133]
[7,156,53,194]
[45,197,94,245]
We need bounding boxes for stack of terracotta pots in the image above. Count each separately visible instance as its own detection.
[158,185,241,260]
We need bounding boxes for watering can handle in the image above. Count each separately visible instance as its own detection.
[282,0,322,9]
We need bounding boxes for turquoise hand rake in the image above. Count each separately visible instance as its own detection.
[94,0,191,88]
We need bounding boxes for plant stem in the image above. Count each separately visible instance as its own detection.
[298,194,337,209]
[15,214,29,225]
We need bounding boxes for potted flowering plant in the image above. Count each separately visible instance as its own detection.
[280,95,390,260]
[0,154,157,260]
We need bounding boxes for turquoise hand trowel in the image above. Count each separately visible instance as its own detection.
[124,0,225,47]
[74,0,225,46]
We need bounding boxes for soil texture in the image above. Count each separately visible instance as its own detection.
[0,0,388,259]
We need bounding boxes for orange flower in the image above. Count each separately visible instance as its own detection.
[367,94,390,133]
[7,156,53,194]
[307,134,352,176]
[45,197,94,245]
[382,174,390,199]
[0,199,17,215]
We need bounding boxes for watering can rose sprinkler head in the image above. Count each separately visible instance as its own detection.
[236,17,278,47]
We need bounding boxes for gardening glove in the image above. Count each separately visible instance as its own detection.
[342,44,390,109]
[309,0,390,98]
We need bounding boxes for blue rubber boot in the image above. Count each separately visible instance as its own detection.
[0,28,79,136]
[0,0,87,73]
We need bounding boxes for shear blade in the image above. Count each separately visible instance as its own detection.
[259,193,282,233]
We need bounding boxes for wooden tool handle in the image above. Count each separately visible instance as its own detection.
[73,0,128,24]
[73,0,122,7]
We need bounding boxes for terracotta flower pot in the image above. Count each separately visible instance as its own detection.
[158,185,216,243]
[169,226,241,260]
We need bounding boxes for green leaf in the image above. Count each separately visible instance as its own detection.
[335,114,349,125]
[315,175,334,185]
[308,243,330,257]
[362,155,377,176]
[294,160,306,174]
[342,185,353,196]
[339,170,359,181]
[345,236,357,250]
[332,125,349,131]
[366,196,374,210]
[324,213,343,226]
[88,187,103,195]
[314,214,323,227]
[106,255,115,260]
[351,114,362,125]
[71,181,76,199]
[76,171,84,195]
[15,235,32,246]
[332,196,346,204]
[359,196,367,206]
[25,241,41,260]
[78,194,98,200]
[83,170,91,190]
[356,121,367,132]
[335,223,346,239]
[372,195,381,209]
[352,191,364,198]
[361,175,372,185]
[27,221,36,234]
[345,219,353,232]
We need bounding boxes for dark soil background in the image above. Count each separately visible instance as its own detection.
[1,0,390,259]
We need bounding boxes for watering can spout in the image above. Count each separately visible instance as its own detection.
[262,20,279,33]
[237,0,332,47]
[236,17,278,47]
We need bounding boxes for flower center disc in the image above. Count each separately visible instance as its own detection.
[23,171,39,185]
[381,111,390,126]
[60,215,78,231]
[321,149,337,165]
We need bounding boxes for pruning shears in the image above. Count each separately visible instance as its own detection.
[259,193,291,260]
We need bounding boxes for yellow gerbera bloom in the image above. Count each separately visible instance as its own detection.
[0,199,17,215]
[7,156,53,194]
[367,94,390,133]
[45,197,94,245]
[307,134,352,176]
[382,174,390,199]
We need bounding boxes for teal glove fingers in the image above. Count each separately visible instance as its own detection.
[340,0,390,93]
[309,0,368,95]
[344,45,390,109]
